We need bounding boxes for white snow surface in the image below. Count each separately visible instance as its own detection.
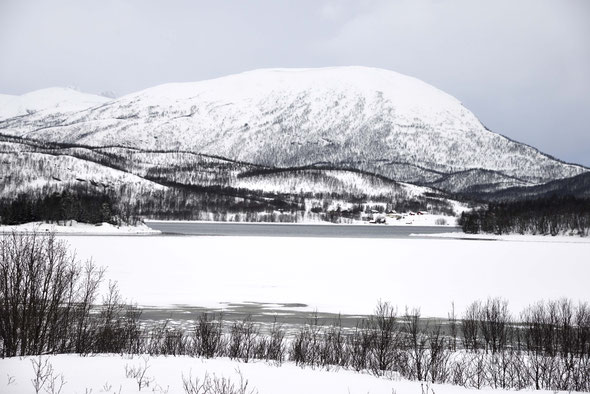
[0,87,110,120]
[128,66,462,115]
[0,221,160,235]
[0,354,577,394]
[61,236,590,318]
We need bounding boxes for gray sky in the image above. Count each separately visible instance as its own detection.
[1,0,589,166]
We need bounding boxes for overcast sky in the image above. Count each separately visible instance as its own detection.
[1,0,589,166]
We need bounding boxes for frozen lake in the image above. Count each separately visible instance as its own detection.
[145,221,462,238]
[62,235,590,319]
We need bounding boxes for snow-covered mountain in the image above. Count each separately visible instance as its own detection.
[0,67,586,195]
[0,87,111,120]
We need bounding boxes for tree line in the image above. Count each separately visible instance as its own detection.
[459,195,590,236]
[0,188,119,225]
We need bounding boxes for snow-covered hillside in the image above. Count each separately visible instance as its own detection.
[1,67,586,194]
[0,87,110,120]
[0,141,165,198]
[234,169,417,197]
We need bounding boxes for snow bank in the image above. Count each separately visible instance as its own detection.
[412,232,590,243]
[0,221,160,235]
[0,354,575,394]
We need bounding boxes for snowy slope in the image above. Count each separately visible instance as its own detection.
[234,169,411,196]
[0,141,166,197]
[0,94,15,110]
[0,67,586,193]
[0,87,111,120]
[426,168,533,193]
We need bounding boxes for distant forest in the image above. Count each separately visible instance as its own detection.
[459,195,590,236]
[0,184,447,225]
[0,188,119,226]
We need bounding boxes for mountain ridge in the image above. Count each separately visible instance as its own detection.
[1,66,587,196]
[0,87,111,120]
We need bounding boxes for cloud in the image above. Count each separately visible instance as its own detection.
[319,3,341,20]
[312,0,590,165]
[0,0,588,165]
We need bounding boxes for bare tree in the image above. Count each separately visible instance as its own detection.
[479,297,510,354]
[0,232,101,357]
[448,302,457,352]
[370,301,399,375]
[462,301,480,351]
[193,313,224,358]
[404,308,428,381]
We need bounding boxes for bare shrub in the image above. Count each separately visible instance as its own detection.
[181,369,257,394]
[264,318,285,364]
[348,320,375,372]
[250,317,285,364]
[228,316,259,363]
[290,312,322,367]
[94,281,143,355]
[145,320,188,356]
[30,356,66,394]
[124,356,153,391]
[319,316,346,368]
[193,313,224,358]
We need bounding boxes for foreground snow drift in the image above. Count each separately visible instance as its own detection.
[62,236,590,317]
[0,354,578,394]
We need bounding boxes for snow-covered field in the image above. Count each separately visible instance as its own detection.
[0,354,579,394]
[62,235,590,318]
[0,221,160,235]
